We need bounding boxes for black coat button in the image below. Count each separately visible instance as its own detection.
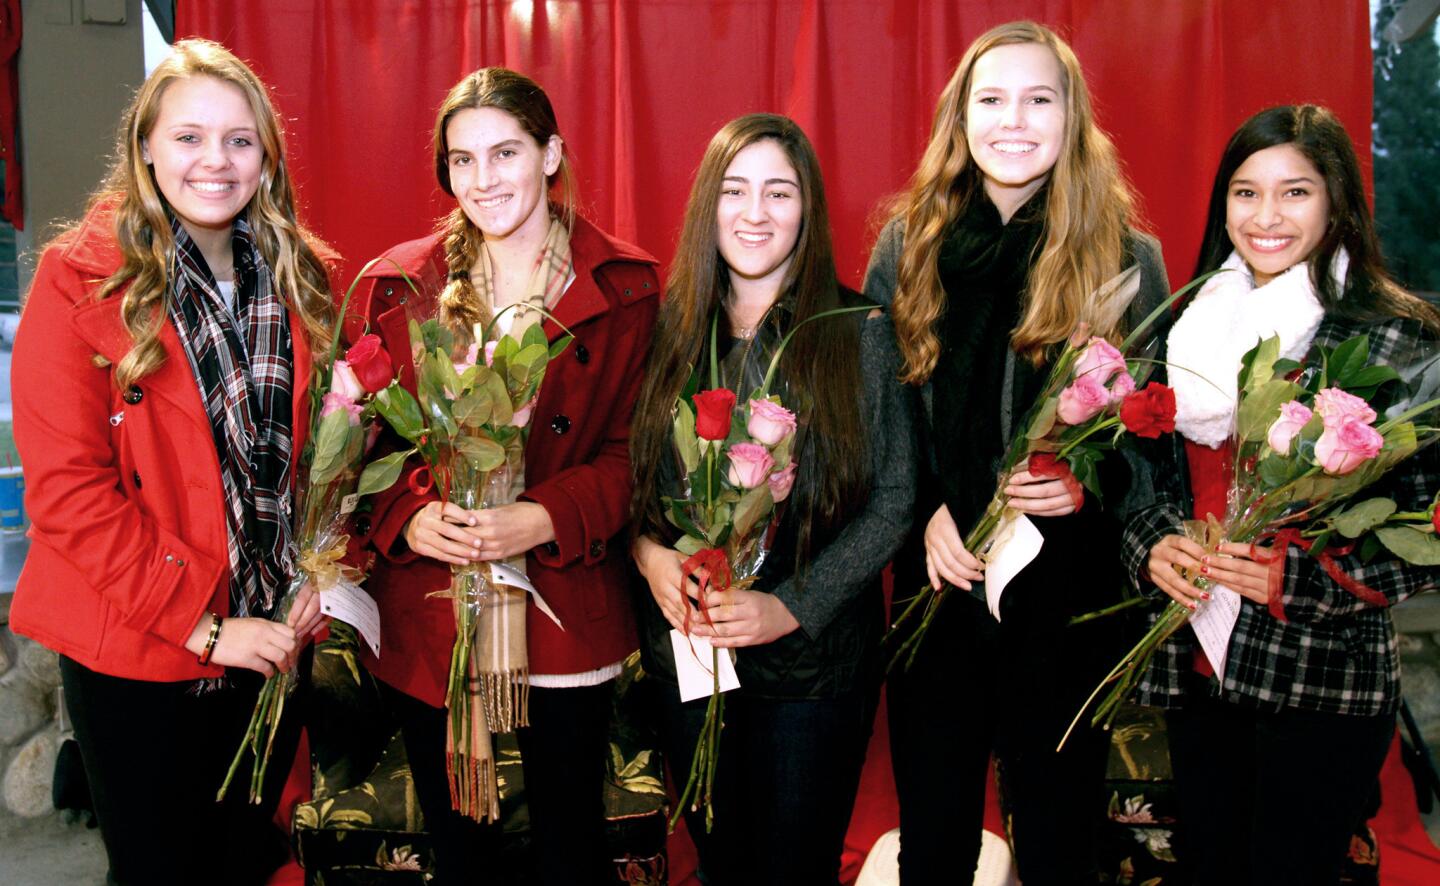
[355,516,373,536]
[575,344,590,365]
[589,540,605,558]
[543,542,560,558]
[550,415,571,435]
[123,385,143,404]
[132,471,142,489]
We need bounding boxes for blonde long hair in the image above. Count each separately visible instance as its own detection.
[891,21,1137,382]
[85,38,333,388]
[431,67,575,334]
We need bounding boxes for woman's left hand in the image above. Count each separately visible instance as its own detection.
[689,589,800,648]
[467,502,556,561]
[1004,469,1082,517]
[1200,542,1273,605]
[286,581,329,641]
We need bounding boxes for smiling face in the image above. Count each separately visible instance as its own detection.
[965,42,1067,219]
[1226,143,1331,285]
[446,106,561,246]
[715,138,804,293]
[142,75,263,240]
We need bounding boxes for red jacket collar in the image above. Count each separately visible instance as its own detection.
[60,200,125,278]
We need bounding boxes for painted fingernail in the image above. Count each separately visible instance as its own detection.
[1200,592,1211,601]
[1201,556,1210,565]
[1200,566,1210,575]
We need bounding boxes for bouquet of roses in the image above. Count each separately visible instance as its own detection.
[661,306,866,832]
[885,267,1201,672]
[217,325,395,803]
[357,310,569,822]
[1063,333,1440,744]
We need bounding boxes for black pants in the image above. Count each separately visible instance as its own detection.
[59,656,302,886]
[1166,682,1394,885]
[888,585,1119,886]
[654,679,877,886]
[382,679,615,886]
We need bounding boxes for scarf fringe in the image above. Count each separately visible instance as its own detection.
[446,750,500,823]
[477,670,530,733]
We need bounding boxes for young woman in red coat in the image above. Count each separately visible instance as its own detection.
[10,39,332,885]
[347,68,660,885]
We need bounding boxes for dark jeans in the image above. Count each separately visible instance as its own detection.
[381,679,615,886]
[1166,682,1395,886]
[59,655,301,886]
[888,588,1117,886]
[654,679,878,886]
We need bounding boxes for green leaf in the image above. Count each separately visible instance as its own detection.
[1239,335,1282,393]
[548,335,573,361]
[456,435,507,472]
[309,408,357,483]
[481,370,514,426]
[731,484,775,539]
[675,535,705,556]
[453,389,494,428]
[1375,525,1440,565]
[508,343,548,391]
[1257,454,1295,489]
[1332,498,1398,538]
[421,392,459,439]
[1236,378,1302,443]
[1307,529,1333,557]
[1068,449,1104,502]
[521,322,548,352]
[1026,397,1059,441]
[668,500,705,540]
[373,384,425,442]
[673,400,700,474]
[357,448,416,496]
[1327,334,1370,387]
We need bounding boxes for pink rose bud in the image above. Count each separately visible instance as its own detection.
[1107,371,1136,408]
[1314,416,1384,475]
[768,462,797,502]
[1313,387,1377,429]
[1073,337,1126,384]
[511,398,536,429]
[329,360,365,401]
[726,442,776,490]
[747,398,798,447]
[1057,375,1111,425]
[320,391,363,426]
[1266,400,1314,455]
[483,341,497,366]
[453,342,481,378]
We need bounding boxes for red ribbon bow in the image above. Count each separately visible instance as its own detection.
[677,547,733,667]
[1259,529,1388,623]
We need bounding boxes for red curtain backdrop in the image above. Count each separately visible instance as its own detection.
[176,0,1373,290]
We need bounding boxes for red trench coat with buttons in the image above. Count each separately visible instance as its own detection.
[9,203,326,682]
[347,217,660,708]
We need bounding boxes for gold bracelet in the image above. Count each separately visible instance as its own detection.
[198,613,223,666]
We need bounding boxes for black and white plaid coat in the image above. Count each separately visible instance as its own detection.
[1122,313,1440,716]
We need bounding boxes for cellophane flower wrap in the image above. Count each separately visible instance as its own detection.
[1065,332,1440,744]
[885,266,1199,672]
[358,309,570,822]
[659,305,867,833]
[218,323,397,804]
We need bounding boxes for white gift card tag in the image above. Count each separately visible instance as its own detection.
[1188,583,1241,678]
[319,577,381,657]
[984,512,1045,621]
[339,493,359,516]
[670,628,741,702]
[489,562,563,630]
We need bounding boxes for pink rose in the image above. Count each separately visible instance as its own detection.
[320,391,363,426]
[1057,375,1110,425]
[726,442,775,489]
[511,398,536,429]
[768,462,797,502]
[1314,417,1384,475]
[329,360,365,401]
[1266,400,1314,455]
[1073,337,1126,385]
[483,341,497,366]
[1313,388,1376,429]
[747,398,798,447]
[1107,371,1136,408]
[453,342,481,377]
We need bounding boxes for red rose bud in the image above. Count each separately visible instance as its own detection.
[1119,382,1176,439]
[693,388,738,441]
[1432,507,1439,535]
[345,334,394,394]
[1027,452,1064,478]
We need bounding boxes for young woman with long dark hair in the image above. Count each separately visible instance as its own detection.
[865,21,1170,884]
[11,39,333,885]
[1125,104,1440,885]
[630,113,915,885]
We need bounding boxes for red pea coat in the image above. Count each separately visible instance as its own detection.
[348,217,660,707]
[9,203,325,681]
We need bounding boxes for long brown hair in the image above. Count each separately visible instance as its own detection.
[631,114,868,562]
[431,67,576,334]
[891,20,1137,381]
[83,38,334,388]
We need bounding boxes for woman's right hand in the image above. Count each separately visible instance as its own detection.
[185,615,301,678]
[1146,534,1210,609]
[633,535,700,632]
[403,501,484,566]
[924,504,985,591]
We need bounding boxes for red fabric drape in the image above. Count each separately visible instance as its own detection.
[176,0,1372,290]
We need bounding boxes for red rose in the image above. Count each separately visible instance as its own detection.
[345,334,393,394]
[692,389,737,441]
[1431,506,1439,536]
[1119,382,1176,439]
[1027,452,1064,478]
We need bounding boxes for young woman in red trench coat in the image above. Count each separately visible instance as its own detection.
[10,40,333,886]
[346,68,659,886]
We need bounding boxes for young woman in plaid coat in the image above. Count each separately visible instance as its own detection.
[1124,105,1440,885]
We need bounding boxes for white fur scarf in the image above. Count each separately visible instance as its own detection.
[1167,250,1344,448]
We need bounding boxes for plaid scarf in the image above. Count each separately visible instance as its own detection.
[167,215,294,621]
[471,214,572,339]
